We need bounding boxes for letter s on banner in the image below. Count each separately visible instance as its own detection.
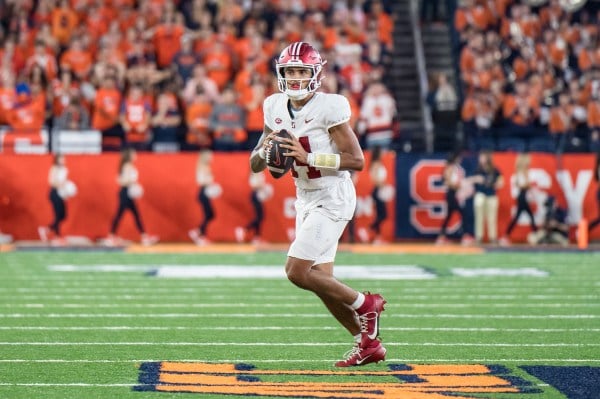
[409,160,462,234]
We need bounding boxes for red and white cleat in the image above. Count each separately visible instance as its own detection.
[356,292,386,346]
[335,340,386,367]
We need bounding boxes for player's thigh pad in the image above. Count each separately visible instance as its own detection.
[288,210,347,264]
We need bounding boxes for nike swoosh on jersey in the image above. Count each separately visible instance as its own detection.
[304,118,314,123]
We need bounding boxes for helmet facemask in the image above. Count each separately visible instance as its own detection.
[276,63,324,100]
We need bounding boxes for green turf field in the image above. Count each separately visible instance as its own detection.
[0,250,598,399]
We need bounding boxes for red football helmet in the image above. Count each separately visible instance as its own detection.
[275,42,326,100]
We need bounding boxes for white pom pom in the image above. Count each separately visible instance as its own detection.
[205,183,223,198]
[377,184,395,202]
[58,180,77,199]
[128,183,144,199]
[257,184,273,202]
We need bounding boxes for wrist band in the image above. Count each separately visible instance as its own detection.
[307,153,340,170]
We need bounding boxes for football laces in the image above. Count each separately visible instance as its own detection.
[264,139,273,164]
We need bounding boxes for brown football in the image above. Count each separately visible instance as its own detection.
[266,129,295,179]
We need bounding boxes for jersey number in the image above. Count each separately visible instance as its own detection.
[291,136,322,179]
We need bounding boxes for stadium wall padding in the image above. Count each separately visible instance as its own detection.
[395,152,600,242]
[0,152,396,242]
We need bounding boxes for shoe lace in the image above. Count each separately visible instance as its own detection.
[342,343,361,360]
[359,311,376,333]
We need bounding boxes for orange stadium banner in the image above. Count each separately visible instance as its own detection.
[0,152,396,243]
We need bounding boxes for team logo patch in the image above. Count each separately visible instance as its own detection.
[275,118,282,124]
[134,362,549,398]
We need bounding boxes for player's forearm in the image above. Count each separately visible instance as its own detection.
[250,149,267,173]
[339,152,364,171]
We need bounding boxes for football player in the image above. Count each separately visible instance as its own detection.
[249,42,387,367]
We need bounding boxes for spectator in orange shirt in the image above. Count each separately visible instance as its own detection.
[202,40,234,91]
[0,37,26,76]
[339,53,372,103]
[84,1,109,41]
[242,77,266,150]
[588,79,600,152]
[369,0,393,50]
[548,92,574,153]
[185,84,213,150]
[59,37,93,81]
[92,75,124,151]
[25,40,57,81]
[181,64,220,105]
[7,83,45,132]
[0,71,15,126]
[27,64,51,125]
[149,13,185,69]
[151,83,182,150]
[51,69,80,119]
[502,80,540,139]
[51,0,78,49]
[120,83,152,150]
[91,47,126,89]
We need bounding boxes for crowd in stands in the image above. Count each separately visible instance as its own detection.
[0,0,397,152]
[452,0,600,154]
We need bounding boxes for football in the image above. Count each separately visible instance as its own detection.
[266,129,295,179]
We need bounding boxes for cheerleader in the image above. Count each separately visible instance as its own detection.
[38,154,76,244]
[107,148,158,246]
[589,153,600,234]
[235,171,273,244]
[500,153,537,245]
[436,152,471,244]
[189,150,221,245]
[358,146,393,244]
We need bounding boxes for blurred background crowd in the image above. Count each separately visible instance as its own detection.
[448,0,600,153]
[0,0,397,152]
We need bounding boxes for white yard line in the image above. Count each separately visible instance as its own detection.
[0,342,597,347]
[0,358,598,363]
[0,287,584,294]
[0,313,596,319]
[0,326,596,332]
[0,294,597,300]
[1,302,598,308]
[0,383,136,387]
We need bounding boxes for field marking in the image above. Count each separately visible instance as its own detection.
[0,326,597,332]
[1,287,589,294]
[1,302,598,309]
[49,264,438,280]
[0,294,598,300]
[1,358,599,364]
[0,342,598,347]
[0,313,597,319]
[0,383,136,387]
[451,267,548,277]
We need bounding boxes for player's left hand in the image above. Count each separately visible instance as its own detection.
[280,135,308,164]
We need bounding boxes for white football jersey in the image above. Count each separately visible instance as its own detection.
[263,92,352,190]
